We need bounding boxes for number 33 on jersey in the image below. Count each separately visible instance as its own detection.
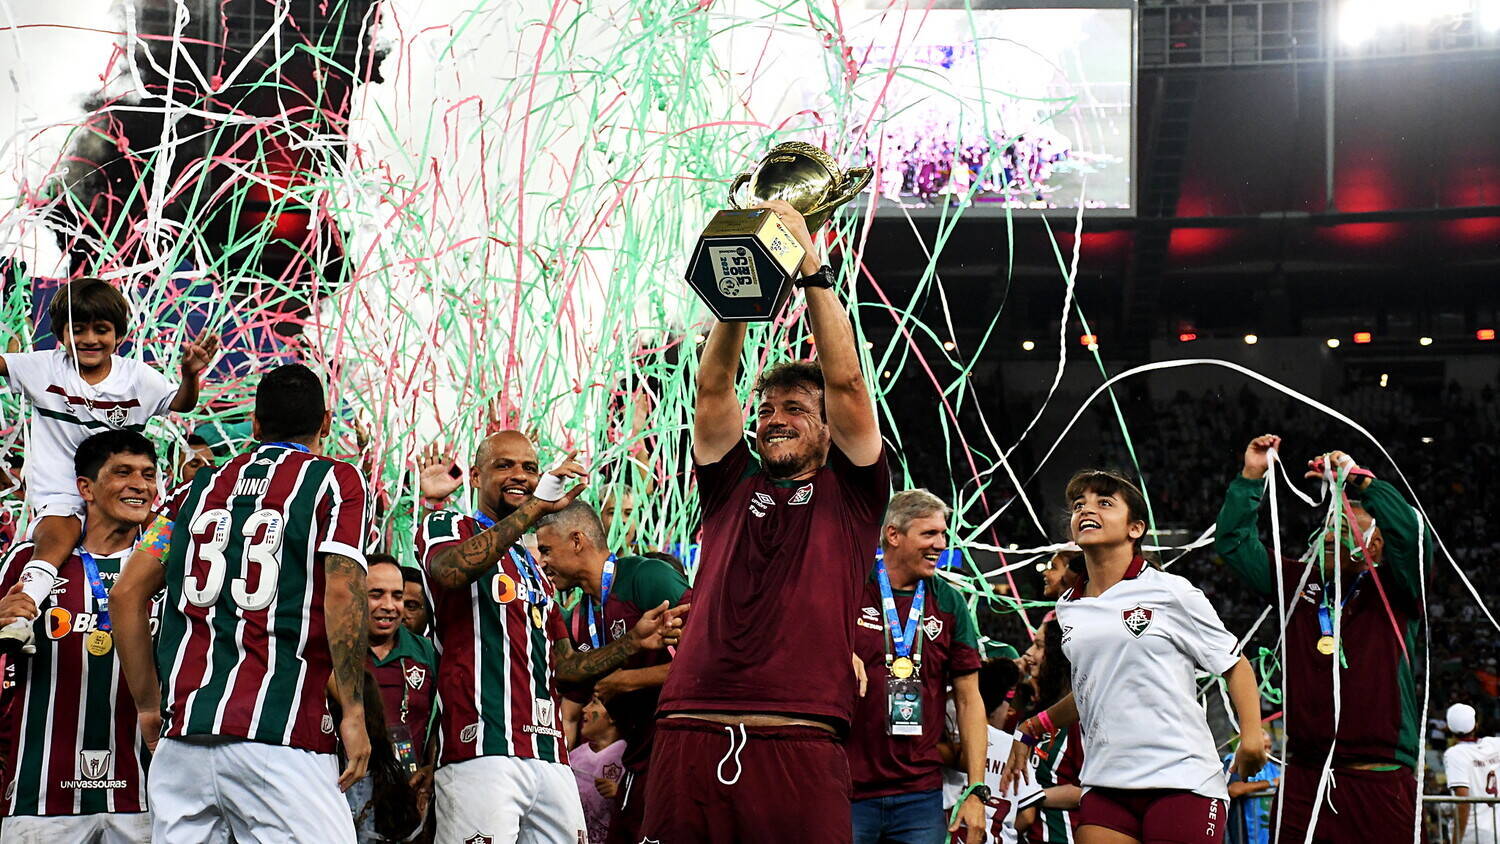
[156,443,371,754]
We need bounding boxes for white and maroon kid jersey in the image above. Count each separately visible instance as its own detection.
[417,510,569,767]
[951,726,1045,844]
[1445,737,1500,843]
[1056,558,1239,800]
[156,443,370,754]
[0,542,158,818]
[0,349,176,501]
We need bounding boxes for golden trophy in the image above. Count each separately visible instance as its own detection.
[685,142,872,321]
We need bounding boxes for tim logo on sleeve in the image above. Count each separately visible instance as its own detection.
[1121,606,1154,638]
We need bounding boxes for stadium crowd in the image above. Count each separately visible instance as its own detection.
[0,206,1492,844]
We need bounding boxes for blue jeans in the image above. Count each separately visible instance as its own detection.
[851,789,948,844]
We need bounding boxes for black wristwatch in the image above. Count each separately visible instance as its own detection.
[794,264,834,289]
[967,784,992,803]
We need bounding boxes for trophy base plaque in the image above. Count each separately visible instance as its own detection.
[684,208,806,322]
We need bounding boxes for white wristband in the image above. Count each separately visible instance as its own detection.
[534,473,568,502]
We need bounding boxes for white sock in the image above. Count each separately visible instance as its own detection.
[2,561,58,633]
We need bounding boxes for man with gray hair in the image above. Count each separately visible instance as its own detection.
[534,500,689,844]
[846,489,990,843]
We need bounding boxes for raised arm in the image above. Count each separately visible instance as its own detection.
[1212,435,1281,597]
[113,544,168,751]
[1346,468,1428,603]
[168,331,219,413]
[323,552,370,791]
[427,458,588,590]
[757,200,881,466]
[692,323,748,465]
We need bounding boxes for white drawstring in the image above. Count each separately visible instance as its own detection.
[715,724,748,786]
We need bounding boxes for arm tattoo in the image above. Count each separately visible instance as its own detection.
[428,503,541,590]
[324,553,369,711]
[553,635,642,685]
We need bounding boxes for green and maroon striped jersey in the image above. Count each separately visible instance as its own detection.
[417,510,569,767]
[157,443,370,754]
[0,542,156,817]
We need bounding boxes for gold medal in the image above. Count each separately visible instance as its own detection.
[1316,635,1336,655]
[891,656,915,679]
[530,605,545,629]
[86,630,113,656]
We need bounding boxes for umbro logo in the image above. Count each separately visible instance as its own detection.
[857,606,883,631]
[748,491,774,519]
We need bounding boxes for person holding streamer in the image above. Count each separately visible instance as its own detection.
[846,489,988,843]
[1215,436,1430,842]
[1003,470,1268,844]
[638,199,891,843]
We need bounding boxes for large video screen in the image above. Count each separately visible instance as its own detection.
[847,1,1135,213]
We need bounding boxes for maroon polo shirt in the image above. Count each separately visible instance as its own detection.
[369,625,438,766]
[658,439,891,731]
[846,570,982,799]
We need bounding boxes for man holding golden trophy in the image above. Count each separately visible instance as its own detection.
[643,146,979,843]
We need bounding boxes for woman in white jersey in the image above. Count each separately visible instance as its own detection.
[1002,470,1268,844]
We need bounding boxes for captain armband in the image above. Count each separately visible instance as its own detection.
[138,514,175,563]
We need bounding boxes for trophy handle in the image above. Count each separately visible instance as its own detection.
[804,166,874,219]
[727,173,751,209]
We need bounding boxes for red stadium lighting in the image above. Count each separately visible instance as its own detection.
[1353,332,1373,344]
[1178,332,1198,343]
[1479,329,1497,341]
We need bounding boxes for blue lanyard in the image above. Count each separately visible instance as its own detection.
[260,441,311,453]
[80,551,111,632]
[1317,571,1366,637]
[876,559,925,662]
[584,559,617,649]
[472,510,549,607]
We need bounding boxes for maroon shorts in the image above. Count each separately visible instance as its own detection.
[1273,762,1418,844]
[1077,787,1228,843]
[639,717,852,843]
[605,766,647,844]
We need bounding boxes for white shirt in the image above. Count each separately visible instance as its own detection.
[976,726,1045,844]
[1444,737,1500,844]
[1,349,176,500]
[1056,561,1239,799]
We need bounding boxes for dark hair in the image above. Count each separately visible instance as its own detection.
[1064,469,1149,551]
[1062,551,1086,578]
[254,364,326,442]
[642,550,687,577]
[186,433,209,448]
[74,430,158,481]
[48,278,130,337]
[401,566,425,587]
[753,360,824,398]
[977,658,1024,717]
[366,552,402,577]
[348,671,421,840]
[1035,619,1073,710]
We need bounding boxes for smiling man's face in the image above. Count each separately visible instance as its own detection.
[78,451,156,526]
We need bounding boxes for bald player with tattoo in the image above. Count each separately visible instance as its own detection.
[416,433,687,844]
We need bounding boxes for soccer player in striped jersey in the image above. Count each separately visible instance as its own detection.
[0,430,161,841]
[417,430,686,844]
[111,364,373,843]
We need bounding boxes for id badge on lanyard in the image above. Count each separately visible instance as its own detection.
[887,677,924,736]
[388,722,418,775]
